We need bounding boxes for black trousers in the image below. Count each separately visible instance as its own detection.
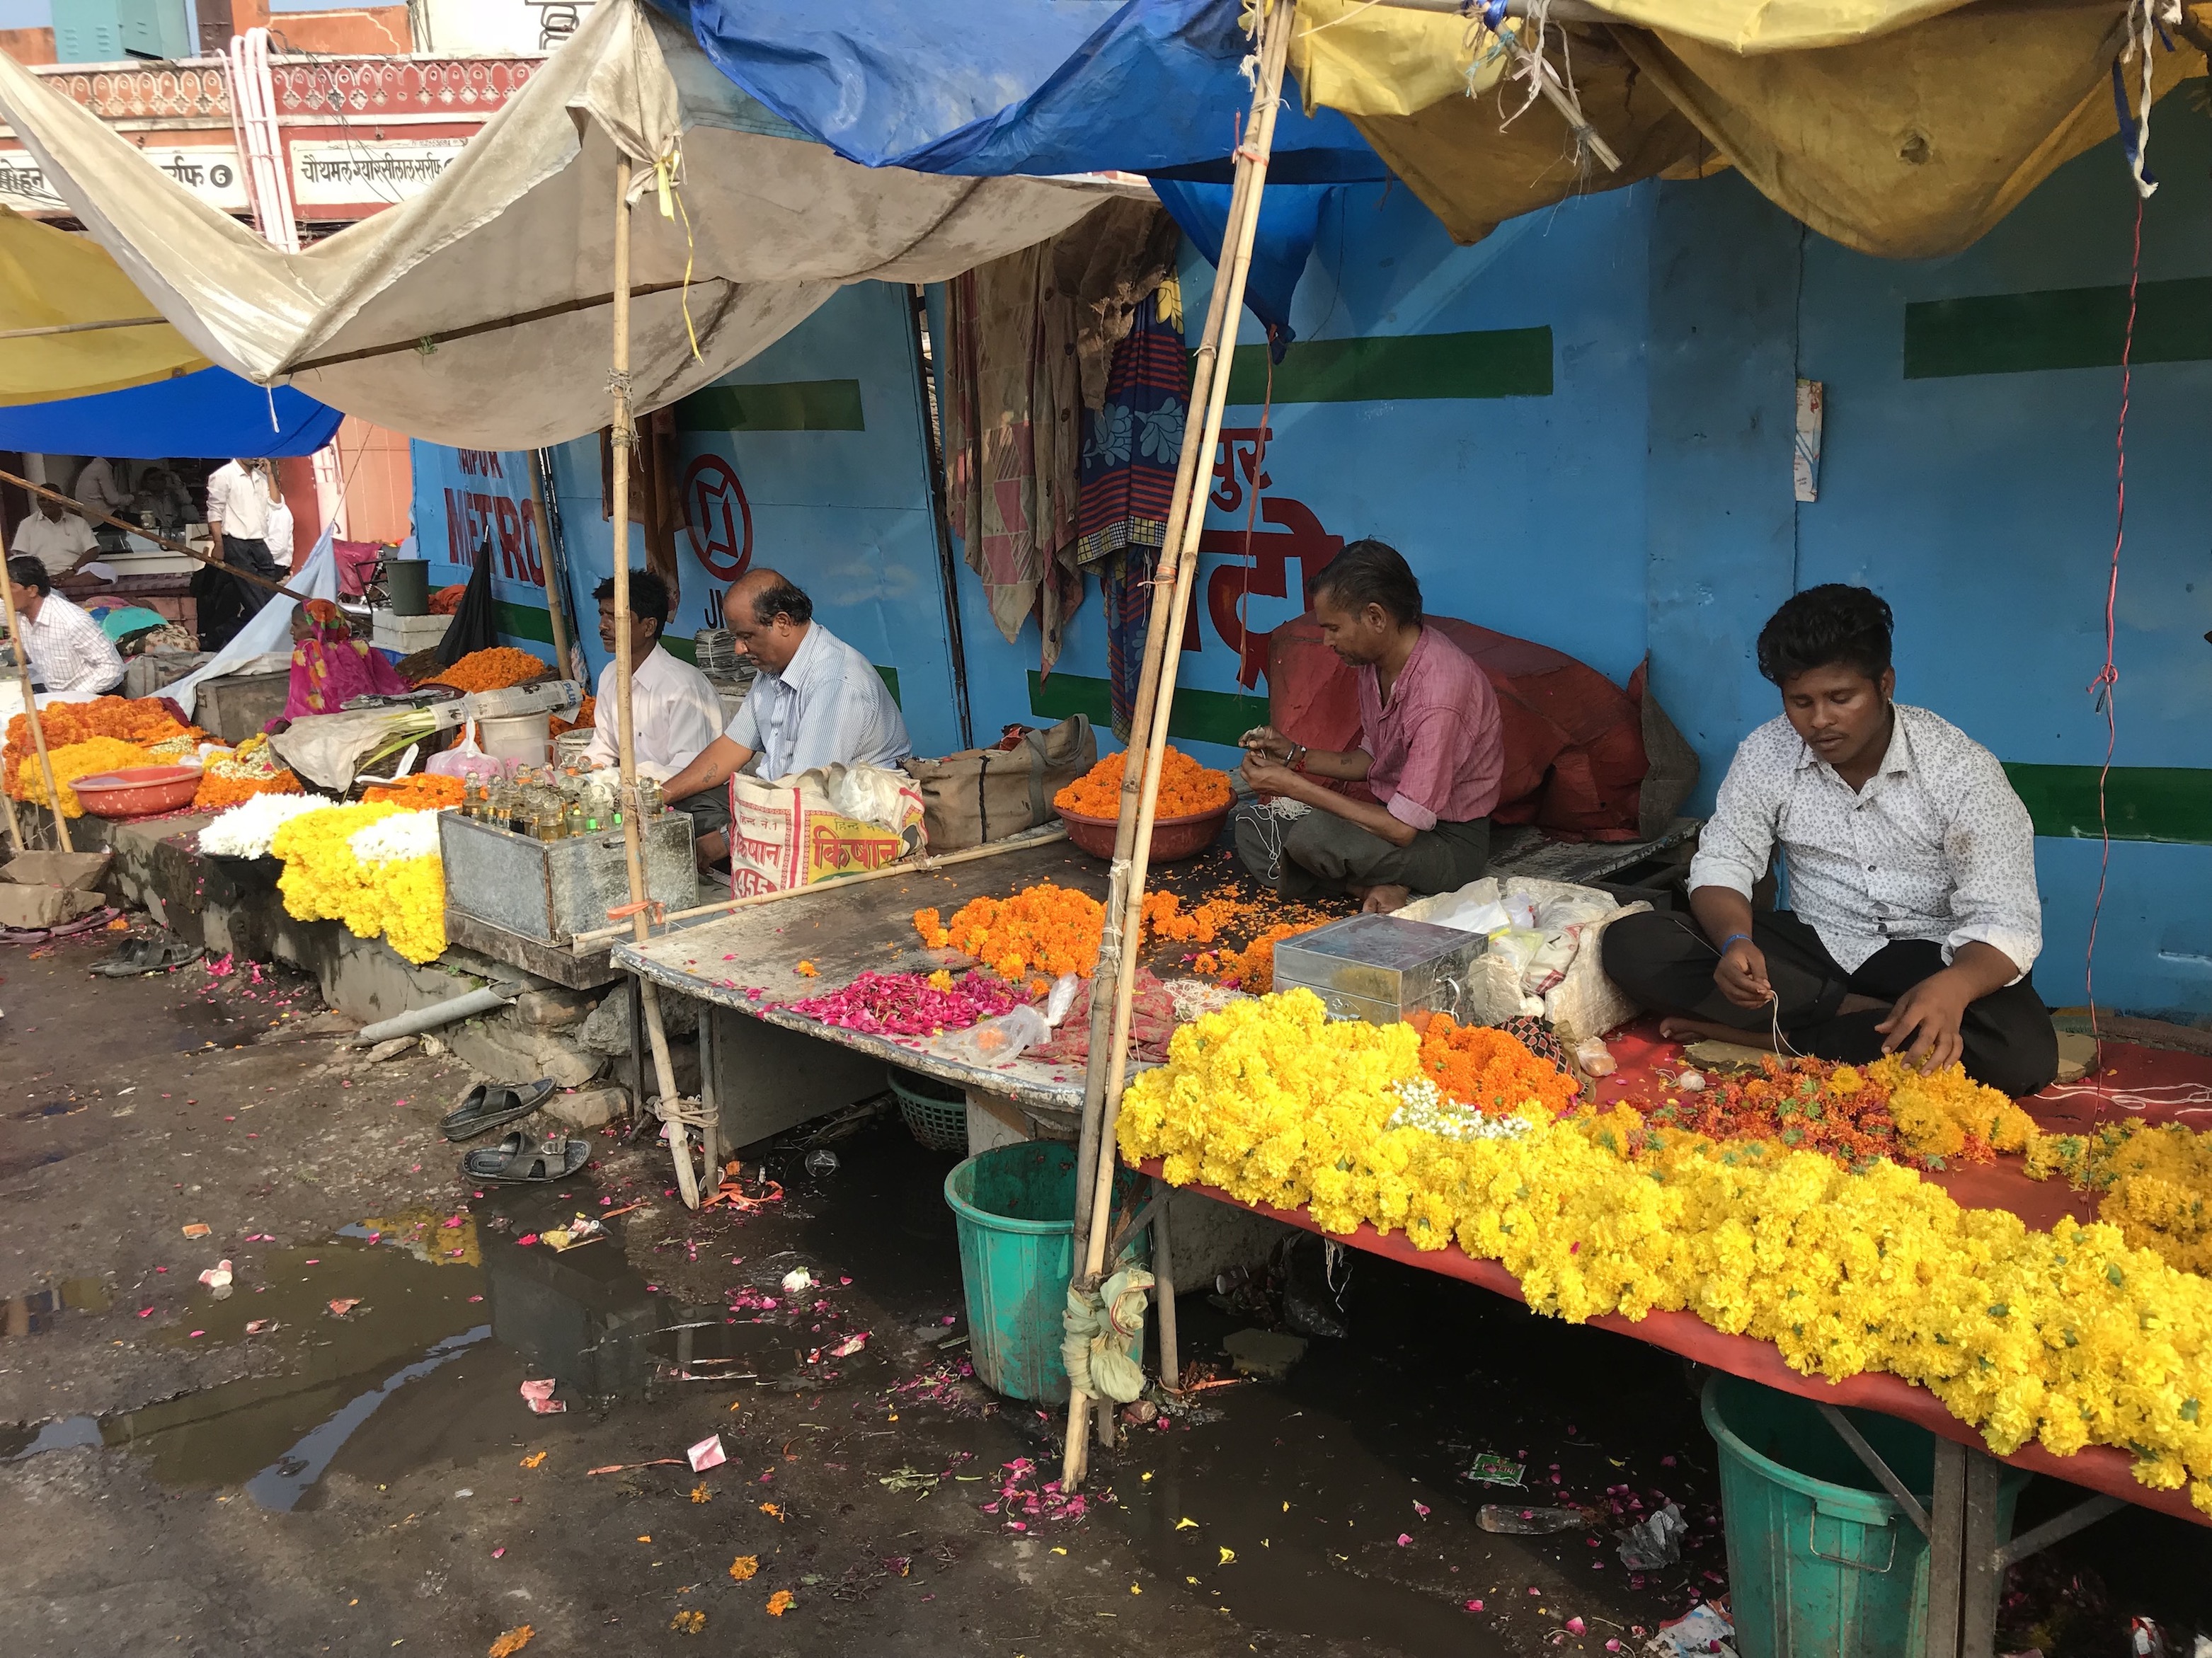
[1599,908,2059,1098]
[223,534,280,616]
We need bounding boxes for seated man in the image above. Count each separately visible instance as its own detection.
[658,568,912,869]
[1601,585,2058,1095]
[11,494,99,577]
[6,555,123,694]
[582,569,726,846]
[1234,539,1503,911]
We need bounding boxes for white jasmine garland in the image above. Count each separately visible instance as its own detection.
[348,809,442,865]
[197,792,339,858]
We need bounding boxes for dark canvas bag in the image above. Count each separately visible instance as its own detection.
[907,714,1096,853]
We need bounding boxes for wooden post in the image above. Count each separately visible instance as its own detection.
[524,461,573,689]
[0,567,71,852]
[1060,0,1295,1489]
[606,153,699,1210]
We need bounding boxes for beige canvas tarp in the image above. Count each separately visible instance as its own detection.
[0,0,1129,448]
[1288,0,2208,257]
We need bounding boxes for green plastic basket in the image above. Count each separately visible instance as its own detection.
[888,1067,968,1152]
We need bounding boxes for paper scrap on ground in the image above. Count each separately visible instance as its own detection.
[687,1434,727,1473]
[520,1378,566,1415]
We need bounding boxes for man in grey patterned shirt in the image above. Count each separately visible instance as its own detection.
[1603,585,2058,1096]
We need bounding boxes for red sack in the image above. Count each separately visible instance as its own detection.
[1268,615,1653,843]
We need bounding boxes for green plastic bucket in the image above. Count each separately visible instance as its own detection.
[944,1143,1144,1404]
[1702,1374,2029,1658]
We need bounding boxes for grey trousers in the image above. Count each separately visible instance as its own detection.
[1234,800,1490,899]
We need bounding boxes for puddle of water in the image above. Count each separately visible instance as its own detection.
[1,1278,111,1337]
[13,1099,84,1120]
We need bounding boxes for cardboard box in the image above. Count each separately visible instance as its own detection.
[0,851,112,928]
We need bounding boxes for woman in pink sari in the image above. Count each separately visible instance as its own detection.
[275,599,410,725]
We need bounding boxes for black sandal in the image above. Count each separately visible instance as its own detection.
[439,1078,557,1142]
[459,1130,590,1185]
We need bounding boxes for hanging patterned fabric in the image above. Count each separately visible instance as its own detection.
[1078,288,1188,739]
[942,248,1084,675]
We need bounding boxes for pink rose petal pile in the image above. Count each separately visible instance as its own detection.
[786,969,1024,1036]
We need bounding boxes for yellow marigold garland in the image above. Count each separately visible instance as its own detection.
[270,802,447,965]
[6,736,159,817]
[1121,989,2212,1514]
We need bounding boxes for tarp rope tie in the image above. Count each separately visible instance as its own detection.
[653,1094,717,1131]
[1061,1265,1155,1405]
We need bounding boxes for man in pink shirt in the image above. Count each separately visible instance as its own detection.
[1237,539,1504,911]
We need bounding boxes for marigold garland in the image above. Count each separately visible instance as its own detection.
[5,696,193,757]
[193,767,302,812]
[1419,1013,1581,1116]
[1141,890,1252,945]
[424,647,549,694]
[362,773,467,810]
[270,802,447,965]
[2029,1121,2212,1277]
[1055,747,1232,819]
[1192,920,1309,994]
[1120,989,2212,1514]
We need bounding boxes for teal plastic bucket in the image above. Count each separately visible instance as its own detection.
[944,1143,1144,1404]
[1702,1374,2029,1658]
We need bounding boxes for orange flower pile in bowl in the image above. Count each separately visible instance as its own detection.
[1053,747,1233,860]
[1418,1015,1581,1117]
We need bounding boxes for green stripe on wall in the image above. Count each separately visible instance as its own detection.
[1028,671,1269,748]
[493,600,553,645]
[675,379,866,431]
[2004,764,2212,844]
[1904,278,2212,378]
[1218,327,1552,405]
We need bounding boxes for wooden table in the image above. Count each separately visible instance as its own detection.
[614,838,1117,1138]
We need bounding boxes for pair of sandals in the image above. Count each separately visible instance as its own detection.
[440,1078,589,1183]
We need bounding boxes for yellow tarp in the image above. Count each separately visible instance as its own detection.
[1286,0,2208,259]
[0,207,208,405]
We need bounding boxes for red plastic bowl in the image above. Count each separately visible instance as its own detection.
[1056,801,1231,863]
[69,764,202,819]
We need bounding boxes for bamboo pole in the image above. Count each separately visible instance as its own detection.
[522,460,573,689]
[0,468,308,605]
[1060,0,1296,1489]
[567,823,1067,950]
[0,568,71,853]
[606,154,701,1211]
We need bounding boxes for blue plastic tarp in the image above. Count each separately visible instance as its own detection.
[1152,179,1337,350]
[0,367,343,459]
[652,0,1389,183]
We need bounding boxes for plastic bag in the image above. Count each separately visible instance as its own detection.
[1485,926,1545,979]
[1523,930,1581,995]
[1576,1035,1617,1076]
[933,974,1079,1068]
[1426,896,1513,937]
[1501,892,1539,931]
[426,718,505,783]
[1616,1501,1687,1570]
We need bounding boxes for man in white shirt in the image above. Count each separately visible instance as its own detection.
[658,568,912,869]
[583,568,725,839]
[11,495,99,574]
[205,457,280,616]
[6,555,124,694]
[73,456,132,549]
[1601,585,2057,1096]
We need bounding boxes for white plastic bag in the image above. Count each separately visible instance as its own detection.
[1524,929,1581,996]
[934,972,1079,1068]
[1486,926,1545,979]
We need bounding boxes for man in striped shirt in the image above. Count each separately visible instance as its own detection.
[6,556,124,694]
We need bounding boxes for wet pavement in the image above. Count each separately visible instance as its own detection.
[1,928,2208,1657]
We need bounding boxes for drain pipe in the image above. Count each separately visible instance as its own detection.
[353,982,520,1047]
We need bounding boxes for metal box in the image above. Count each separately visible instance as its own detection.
[440,811,697,944]
[1269,913,1485,1027]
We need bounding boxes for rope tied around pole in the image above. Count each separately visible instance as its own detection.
[653,1094,718,1132]
[1060,1266,1154,1405]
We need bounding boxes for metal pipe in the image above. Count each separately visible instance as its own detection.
[909,284,974,750]
[353,982,516,1046]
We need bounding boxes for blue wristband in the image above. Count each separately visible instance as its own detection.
[1720,933,1752,953]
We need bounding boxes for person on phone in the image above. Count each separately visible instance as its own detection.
[1600,584,2057,1094]
[1234,539,1503,913]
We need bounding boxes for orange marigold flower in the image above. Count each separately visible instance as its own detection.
[1055,747,1232,819]
[1419,1015,1580,1117]
[424,647,549,695]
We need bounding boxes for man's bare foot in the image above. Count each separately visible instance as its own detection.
[1658,1015,1780,1050]
[1361,883,1412,915]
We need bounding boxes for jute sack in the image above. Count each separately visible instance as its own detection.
[905,714,1096,853]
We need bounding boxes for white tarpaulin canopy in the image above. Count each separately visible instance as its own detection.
[0,0,1128,448]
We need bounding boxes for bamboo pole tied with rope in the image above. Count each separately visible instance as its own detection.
[1058,0,1298,1490]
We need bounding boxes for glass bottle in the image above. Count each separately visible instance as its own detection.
[564,800,586,839]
